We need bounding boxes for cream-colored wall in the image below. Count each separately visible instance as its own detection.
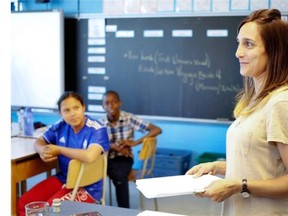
[102,0,287,15]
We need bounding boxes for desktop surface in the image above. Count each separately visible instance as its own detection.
[50,201,141,216]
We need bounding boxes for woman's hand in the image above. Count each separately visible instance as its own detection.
[186,162,217,177]
[196,179,241,202]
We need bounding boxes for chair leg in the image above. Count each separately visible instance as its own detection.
[153,198,158,211]
[140,192,144,210]
[20,180,27,196]
[108,178,113,206]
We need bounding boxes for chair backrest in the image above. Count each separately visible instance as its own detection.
[138,137,157,179]
[66,152,108,205]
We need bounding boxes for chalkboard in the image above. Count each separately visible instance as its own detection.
[73,15,246,120]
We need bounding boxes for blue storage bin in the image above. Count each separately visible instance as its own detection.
[151,148,192,177]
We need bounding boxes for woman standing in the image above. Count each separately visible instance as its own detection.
[186,9,288,216]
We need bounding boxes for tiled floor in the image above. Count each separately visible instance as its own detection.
[106,180,222,216]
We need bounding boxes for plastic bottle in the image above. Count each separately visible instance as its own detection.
[52,198,61,213]
[24,107,34,136]
[17,108,25,135]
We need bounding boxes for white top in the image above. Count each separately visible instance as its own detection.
[222,89,288,216]
[11,137,37,161]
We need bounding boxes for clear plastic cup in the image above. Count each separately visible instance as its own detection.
[25,201,50,216]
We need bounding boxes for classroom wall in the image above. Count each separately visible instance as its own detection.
[11,110,229,167]
[11,0,285,168]
[12,0,288,15]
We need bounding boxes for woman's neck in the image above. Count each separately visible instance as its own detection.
[253,72,266,96]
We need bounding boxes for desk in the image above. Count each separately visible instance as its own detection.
[49,201,186,216]
[50,201,141,216]
[11,137,58,216]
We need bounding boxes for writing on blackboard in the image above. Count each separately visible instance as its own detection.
[124,50,211,67]
[123,49,241,94]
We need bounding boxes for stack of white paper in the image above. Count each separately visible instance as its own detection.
[136,174,221,198]
[137,210,186,216]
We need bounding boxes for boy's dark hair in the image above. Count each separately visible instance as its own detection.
[103,90,121,101]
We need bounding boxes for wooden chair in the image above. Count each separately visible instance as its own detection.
[66,152,108,205]
[108,137,158,210]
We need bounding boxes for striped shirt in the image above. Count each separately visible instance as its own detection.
[99,110,150,159]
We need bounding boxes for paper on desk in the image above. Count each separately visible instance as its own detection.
[136,174,221,198]
[137,210,186,216]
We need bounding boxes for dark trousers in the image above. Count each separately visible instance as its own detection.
[108,156,133,208]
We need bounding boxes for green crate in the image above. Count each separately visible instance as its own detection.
[196,152,226,164]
